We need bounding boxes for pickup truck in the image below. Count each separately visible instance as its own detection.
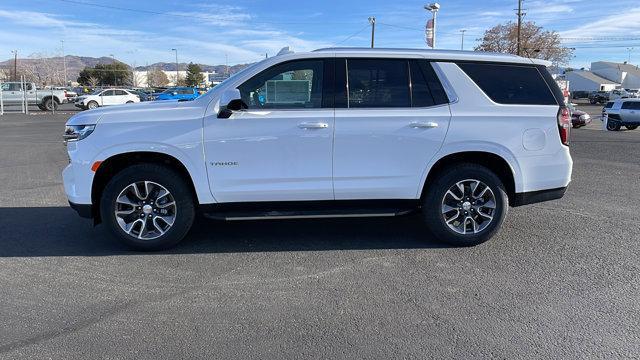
[0,82,68,110]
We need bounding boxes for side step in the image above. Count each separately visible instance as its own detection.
[201,200,419,221]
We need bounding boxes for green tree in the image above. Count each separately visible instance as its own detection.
[185,63,204,86]
[475,21,573,65]
[77,61,132,86]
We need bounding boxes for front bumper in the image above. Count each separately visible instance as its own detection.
[69,201,93,218]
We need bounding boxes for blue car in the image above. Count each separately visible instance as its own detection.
[154,87,200,101]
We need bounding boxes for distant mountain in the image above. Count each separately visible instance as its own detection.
[0,55,253,84]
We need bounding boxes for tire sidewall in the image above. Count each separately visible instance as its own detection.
[100,164,195,251]
[423,164,508,246]
[87,101,98,110]
[606,121,620,131]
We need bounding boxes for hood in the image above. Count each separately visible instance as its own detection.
[66,99,207,126]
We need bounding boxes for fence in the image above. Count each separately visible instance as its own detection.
[0,76,61,115]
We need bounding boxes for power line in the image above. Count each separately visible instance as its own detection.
[333,24,371,46]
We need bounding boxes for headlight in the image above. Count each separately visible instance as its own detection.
[64,124,95,142]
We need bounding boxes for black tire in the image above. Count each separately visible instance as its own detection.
[606,121,621,131]
[37,104,46,111]
[421,163,508,247]
[589,99,596,104]
[43,98,58,111]
[126,100,134,104]
[100,163,195,251]
[87,101,99,110]
[626,125,638,130]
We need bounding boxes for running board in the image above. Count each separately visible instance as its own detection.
[200,200,419,221]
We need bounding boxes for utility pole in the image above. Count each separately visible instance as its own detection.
[225,53,229,78]
[516,0,524,56]
[11,50,17,81]
[61,40,67,86]
[460,29,467,50]
[627,47,633,63]
[171,48,179,85]
[368,17,376,48]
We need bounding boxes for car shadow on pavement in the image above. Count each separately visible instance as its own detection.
[0,207,447,257]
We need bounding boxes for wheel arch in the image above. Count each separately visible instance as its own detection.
[91,151,199,222]
[41,95,62,104]
[420,151,519,206]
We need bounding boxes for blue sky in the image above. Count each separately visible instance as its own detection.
[1,0,640,68]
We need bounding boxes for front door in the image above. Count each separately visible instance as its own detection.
[203,58,335,203]
[333,58,451,200]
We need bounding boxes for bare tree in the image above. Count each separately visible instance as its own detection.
[19,53,65,86]
[475,21,573,66]
[147,68,169,87]
[87,76,100,88]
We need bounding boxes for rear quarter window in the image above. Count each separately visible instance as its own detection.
[457,62,558,105]
[604,101,614,109]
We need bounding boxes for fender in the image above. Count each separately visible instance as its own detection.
[93,142,216,204]
[416,140,524,198]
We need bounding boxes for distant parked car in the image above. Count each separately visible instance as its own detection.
[74,89,140,110]
[625,89,640,98]
[154,87,200,101]
[602,99,640,131]
[589,91,609,104]
[128,89,154,102]
[0,81,67,110]
[568,103,591,128]
[571,90,590,100]
[608,89,630,101]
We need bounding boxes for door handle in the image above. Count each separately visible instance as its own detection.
[298,122,328,129]
[410,121,439,129]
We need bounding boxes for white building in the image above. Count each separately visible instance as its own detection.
[591,61,640,90]
[565,70,619,92]
[132,70,216,87]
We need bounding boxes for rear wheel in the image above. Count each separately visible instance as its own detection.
[626,125,638,130]
[43,98,58,111]
[100,164,195,251]
[422,164,508,246]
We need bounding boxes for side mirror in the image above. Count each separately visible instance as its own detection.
[217,88,246,119]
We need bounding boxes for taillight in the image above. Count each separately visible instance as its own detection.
[558,106,570,146]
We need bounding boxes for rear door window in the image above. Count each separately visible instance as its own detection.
[604,102,614,109]
[346,59,410,108]
[457,62,558,105]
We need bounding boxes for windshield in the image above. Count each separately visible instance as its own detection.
[162,88,177,94]
[90,90,103,95]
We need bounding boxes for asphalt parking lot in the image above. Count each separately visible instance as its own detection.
[0,105,638,359]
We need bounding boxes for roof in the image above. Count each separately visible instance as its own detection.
[592,61,640,75]
[310,47,551,66]
[567,70,618,84]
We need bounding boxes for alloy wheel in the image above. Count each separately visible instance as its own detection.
[441,179,496,235]
[114,181,177,240]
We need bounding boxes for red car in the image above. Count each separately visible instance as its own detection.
[569,103,591,128]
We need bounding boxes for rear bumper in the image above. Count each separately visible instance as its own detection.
[512,186,567,207]
[69,201,93,218]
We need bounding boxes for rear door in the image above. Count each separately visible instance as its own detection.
[620,101,640,122]
[332,58,451,199]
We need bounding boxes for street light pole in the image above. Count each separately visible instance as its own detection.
[460,29,467,50]
[61,40,67,86]
[11,50,17,81]
[110,54,116,86]
[627,47,634,63]
[424,3,440,49]
[171,48,179,85]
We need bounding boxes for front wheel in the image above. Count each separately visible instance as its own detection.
[421,164,508,247]
[606,121,621,131]
[100,164,195,251]
[626,125,638,130]
[86,101,99,110]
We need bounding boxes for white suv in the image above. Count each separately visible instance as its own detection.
[62,48,573,250]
